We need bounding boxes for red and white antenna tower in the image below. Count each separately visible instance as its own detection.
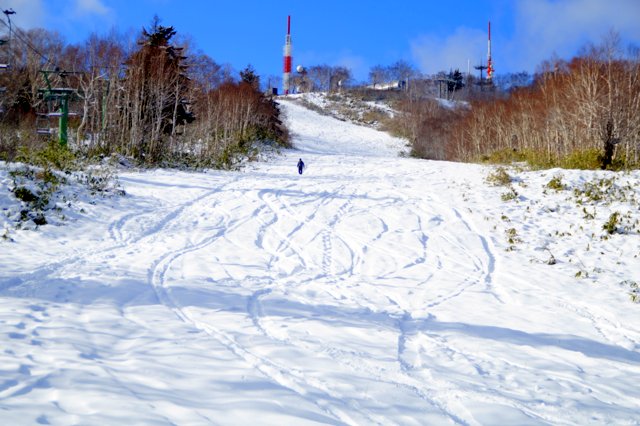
[283,15,292,95]
[487,21,494,81]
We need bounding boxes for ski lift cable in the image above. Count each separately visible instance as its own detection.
[0,12,183,80]
[0,14,58,70]
[0,16,128,77]
[0,13,188,77]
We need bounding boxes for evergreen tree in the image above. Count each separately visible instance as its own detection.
[447,69,465,93]
[123,16,195,161]
[240,64,260,90]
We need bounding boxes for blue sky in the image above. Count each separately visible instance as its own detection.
[3,0,640,83]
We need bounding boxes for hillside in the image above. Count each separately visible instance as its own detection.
[0,96,639,425]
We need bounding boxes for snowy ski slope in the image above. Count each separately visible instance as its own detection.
[1,97,639,425]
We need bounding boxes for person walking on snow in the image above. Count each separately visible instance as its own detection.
[297,158,305,175]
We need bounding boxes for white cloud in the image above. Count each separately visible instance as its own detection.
[335,52,367,81]
[74,0,110,16]
[411,26,486,76]
[507,0,640,71]
[410,0,640,76]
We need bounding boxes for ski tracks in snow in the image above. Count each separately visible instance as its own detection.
[145,184,387,425]
[239,162,511,424]
[4,97,640,425]
[1,175,240,299]
[139,167,502,424]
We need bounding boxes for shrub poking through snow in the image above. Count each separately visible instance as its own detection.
[546,250,557,265]
[12,186,38,203]
[501,187,519,201]
[505,227,521,252]
[485,167,639,301]
[5,162,123,229]
[486,167,512,186]
[546,174,565,191]
[1,226,13,241]
[602,211,619,234]
[582,207,596,220]
[628,282,639,303]
[573,177,619,205]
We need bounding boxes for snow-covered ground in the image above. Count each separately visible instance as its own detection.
[291,92,395,127]
[1,97,639,425]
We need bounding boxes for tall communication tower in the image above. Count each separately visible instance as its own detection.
[487,21,494,81]
[282,15,292,95]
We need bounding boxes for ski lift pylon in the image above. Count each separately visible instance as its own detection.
[36,70,82,146]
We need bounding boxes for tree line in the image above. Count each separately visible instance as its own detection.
[1,19,637,172]
[0,17,289,168]
[391,35,640,170]
[281,36,639,172]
